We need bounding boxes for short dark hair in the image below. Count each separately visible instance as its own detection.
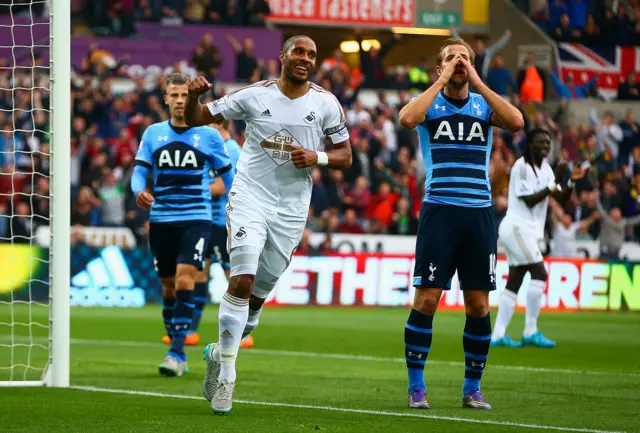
[282,35,312,53]
[436,38,476,66]
[166,72,189,86]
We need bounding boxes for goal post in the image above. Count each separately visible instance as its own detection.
[48,0,71,388]
[0,0,70,388]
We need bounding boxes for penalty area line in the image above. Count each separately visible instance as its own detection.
[69,385,625,433]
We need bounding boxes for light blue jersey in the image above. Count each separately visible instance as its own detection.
[417,92,493,208]
[211,138,241,227]
[132,121,233,223]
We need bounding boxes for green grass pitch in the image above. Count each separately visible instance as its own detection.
[0,305,639,432]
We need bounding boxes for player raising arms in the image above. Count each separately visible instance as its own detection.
[131,72,235,376]
[492,128,587,348]
[399,38,524,410]
[184,35,351,414]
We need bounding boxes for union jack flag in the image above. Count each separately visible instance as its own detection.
[557,43,640,100]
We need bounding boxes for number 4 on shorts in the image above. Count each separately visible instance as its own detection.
[194,237,205,262]
[489,253,497,283]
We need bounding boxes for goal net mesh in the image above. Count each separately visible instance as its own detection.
[0,0,52,383]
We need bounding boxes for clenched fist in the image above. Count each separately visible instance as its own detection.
[187,76,213,95]
[291,146,318,169]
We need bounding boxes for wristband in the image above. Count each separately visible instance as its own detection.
[567,179,575,188]
[316,151,328,166]
[547,180,557,192]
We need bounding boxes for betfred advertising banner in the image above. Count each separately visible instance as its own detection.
[252,254,640,311]
[266,0,415,28]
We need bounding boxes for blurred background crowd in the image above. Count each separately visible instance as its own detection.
[1,0,639,259]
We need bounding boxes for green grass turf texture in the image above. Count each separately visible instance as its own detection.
[0,305,639,433]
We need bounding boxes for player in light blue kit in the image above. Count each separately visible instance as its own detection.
[399,38,524,410]
[131,73,235,376]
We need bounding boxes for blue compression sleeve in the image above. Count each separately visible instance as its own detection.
[131,165,149,196]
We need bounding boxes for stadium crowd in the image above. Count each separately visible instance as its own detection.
[514,0,640,46]
[0,4,639,259]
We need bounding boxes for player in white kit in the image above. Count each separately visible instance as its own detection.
[184,35,352,414]
[493,128,587,348]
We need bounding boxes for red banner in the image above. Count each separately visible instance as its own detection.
[266,0,415,27]
[257,253,640,311]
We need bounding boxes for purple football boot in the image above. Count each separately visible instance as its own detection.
[462,390,492,410]
[408,388,430,409]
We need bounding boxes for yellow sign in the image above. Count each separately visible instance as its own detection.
[0,244,43,294]
[463,0,488,25]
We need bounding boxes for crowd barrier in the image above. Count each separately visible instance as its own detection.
[1,244,638,311]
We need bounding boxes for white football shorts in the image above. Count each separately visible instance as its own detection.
[225,187,305,298]
[498,218,543,266]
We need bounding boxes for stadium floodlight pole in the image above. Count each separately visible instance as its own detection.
[47,0,71,388]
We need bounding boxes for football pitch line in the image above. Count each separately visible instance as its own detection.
[4,335,640,378]
[70,385,624,433]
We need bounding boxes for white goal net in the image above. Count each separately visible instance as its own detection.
[0,0,70,387]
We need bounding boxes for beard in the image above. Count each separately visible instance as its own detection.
[448,75,469,89]
[284,60,309,85]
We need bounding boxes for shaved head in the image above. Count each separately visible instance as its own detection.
[282,35,314,55]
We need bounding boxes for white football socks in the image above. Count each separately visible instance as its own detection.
[524,280,545,337]
[218,292,249,382]
[492,289,517,340]
[243,306,263,338]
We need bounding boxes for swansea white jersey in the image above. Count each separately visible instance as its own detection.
[206,80,348,218]
[504,157,555,238]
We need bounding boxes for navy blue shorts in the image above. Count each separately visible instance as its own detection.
[413,203,497,291]
[149,221,212,278]
[205,224,230,270]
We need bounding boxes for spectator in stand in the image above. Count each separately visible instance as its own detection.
[355,29,400,88]
[553,13,582,41]
[618,71,640,101]
[595,190,640,259]
[619,110,640,166]
[11,202,32,244]
[297,229,320,256]
[408,57,430,92]
[562,124,581,161]
[549,69,597,100]
[338,208,365,234]
[228,35,259,82]
[72,186,101,226]
[611,5,633,45]
[244,0,270,26]
[517,56,547,104]
[310,168,330,217]
[366,181,397,229]
[388,197,418,235]
[98,168,127,227]
[590,107,623,172]
[105,0,137,37]
[342,176,371,216]
[548,197,600,258]
[191,33,222,82]
[490,152,510,199]
[486,55,517,99]
[582,14,601,45]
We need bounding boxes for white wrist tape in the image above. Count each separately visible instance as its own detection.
[316,151,328,166]
[567,179,575,188]
[547,180,557,192]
